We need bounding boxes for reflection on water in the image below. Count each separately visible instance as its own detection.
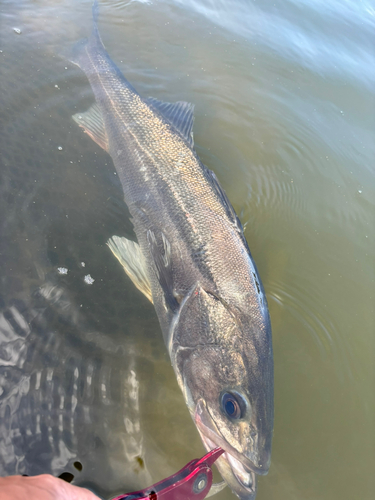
[0,0,374,499]
[0,287,153,494]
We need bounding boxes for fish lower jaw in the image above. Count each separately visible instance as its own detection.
[226,451,255,490]
[202,434,256,495]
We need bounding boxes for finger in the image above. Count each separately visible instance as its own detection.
[0,474,102,500]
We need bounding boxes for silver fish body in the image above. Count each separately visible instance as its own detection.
[71,4,273,498]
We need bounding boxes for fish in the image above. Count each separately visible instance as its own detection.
[70,2,273,498]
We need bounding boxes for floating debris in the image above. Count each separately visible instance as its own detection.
[57,146,63,151]
[13,28,21,35]
[81,262,86,267]
[57,267,68,275]
[84,274,94,285]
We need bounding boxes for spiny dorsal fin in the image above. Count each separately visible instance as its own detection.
[72,103,108,152]
[146,97,195,148]
[107,235,153,303]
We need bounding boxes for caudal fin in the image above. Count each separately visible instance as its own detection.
[69,0,102,67]
[92,0,99,27]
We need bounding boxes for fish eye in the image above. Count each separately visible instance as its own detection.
[221,392,246,420]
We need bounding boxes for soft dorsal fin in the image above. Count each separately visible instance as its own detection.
[146,97,195,148]
[72,103,108,152]
[205,168,248,245]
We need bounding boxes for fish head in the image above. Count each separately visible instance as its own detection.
[170,285,273,499]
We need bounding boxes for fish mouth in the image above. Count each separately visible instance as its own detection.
[202,432,256,496]
[194,399,265,498]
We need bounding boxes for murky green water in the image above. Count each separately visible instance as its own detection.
[0,0,374,499]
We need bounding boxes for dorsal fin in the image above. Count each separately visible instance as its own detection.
[205,168,248,245]
[146,97,195,148]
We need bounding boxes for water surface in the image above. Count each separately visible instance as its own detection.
[0,0,374,499]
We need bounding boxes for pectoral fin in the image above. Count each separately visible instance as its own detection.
[107,235,153,303]
[147,230,179,312]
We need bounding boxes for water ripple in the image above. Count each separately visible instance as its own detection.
[268,276,355,385]
[172,0,375,89]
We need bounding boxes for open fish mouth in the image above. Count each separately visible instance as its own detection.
[202,433,256,495]
[194,399,264,497]
[194,400,267,474]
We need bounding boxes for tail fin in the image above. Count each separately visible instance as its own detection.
[92,0,99,25]
[91,0,102,41]
[69,1,101,67]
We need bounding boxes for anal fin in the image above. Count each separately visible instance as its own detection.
[72,103,108,152]
[107,235,153,303]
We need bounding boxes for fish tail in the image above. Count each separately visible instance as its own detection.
[92,0,100,39]
[90,0,106,50]
[69,0,101,68]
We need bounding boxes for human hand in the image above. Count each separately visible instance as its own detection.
[0,474,102,500]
